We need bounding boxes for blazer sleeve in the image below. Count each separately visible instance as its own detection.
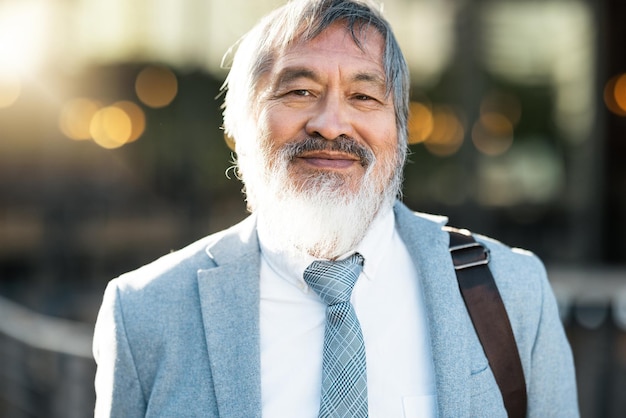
[526,257,579,417]
[93,280,146,417]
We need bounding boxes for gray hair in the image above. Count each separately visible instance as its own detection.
[221,0,410,153]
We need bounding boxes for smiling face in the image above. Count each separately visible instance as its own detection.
[236,22,404,259]
[254,22,400,197]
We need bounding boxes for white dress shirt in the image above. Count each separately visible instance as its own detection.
[257,207,437,418]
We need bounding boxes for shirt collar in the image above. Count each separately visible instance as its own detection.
[258,206,396,292]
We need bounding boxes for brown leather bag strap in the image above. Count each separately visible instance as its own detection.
[445,226,527,418]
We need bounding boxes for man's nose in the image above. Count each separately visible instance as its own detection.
[305,95,354,140]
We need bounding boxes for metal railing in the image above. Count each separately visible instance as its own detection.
[0,295,95,418]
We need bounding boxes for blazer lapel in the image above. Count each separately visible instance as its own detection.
[194,204,475,416]
[197,216,262,418]
[394,202,472,417]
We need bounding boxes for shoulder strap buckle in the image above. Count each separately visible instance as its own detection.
[445,227,490,270]
[450,241,490,270]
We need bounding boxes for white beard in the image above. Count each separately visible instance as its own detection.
[241,136,403,260]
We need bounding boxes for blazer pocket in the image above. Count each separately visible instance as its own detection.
[470,361,495,396]
[469,365,507,417]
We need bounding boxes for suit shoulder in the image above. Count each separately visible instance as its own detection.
[469,232,550,317]
[113,234,214,294]
[112,215,254,296]
[473,232,545,275]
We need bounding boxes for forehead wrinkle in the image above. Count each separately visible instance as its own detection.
[352,71,386,89]
[273,67,320,89]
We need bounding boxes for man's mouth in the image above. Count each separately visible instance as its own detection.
[280,135,374,169]
[297,150,361,169]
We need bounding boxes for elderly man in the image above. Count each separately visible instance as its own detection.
[93,0,578,417]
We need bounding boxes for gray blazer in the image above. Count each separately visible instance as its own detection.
[93,202,578,417]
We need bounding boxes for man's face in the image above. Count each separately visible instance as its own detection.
[254,22,399,197]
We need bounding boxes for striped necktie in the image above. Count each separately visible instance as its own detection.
[303,253,368,418]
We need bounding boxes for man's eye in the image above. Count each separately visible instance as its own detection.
[354,94,374,101]
[291,89,310,97]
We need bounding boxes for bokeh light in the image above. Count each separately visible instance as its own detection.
[614,75,626,113]
[135,65,178,108]
[89,106,132,149]
[408,101,434,144]
[59,98,102,141]
[0,71,21,108]
[472,112,514,156]
[604,73,626,117]
[480,91,521,126]
[423,106,465,157]
[59,99,146,148]
[0,2,47,75]
[113,101,146,143]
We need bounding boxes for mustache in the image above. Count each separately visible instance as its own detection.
[280,136,375,167]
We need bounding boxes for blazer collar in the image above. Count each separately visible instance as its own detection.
[197,214,263,418]
[394,202,472,417]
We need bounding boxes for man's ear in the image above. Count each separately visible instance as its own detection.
[223,131,236,151]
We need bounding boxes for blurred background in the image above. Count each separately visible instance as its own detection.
[0,0,624,416]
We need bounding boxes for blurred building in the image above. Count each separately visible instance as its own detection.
[0,0,625,417]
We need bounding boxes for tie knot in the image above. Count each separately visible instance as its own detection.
[303,253,364,306]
